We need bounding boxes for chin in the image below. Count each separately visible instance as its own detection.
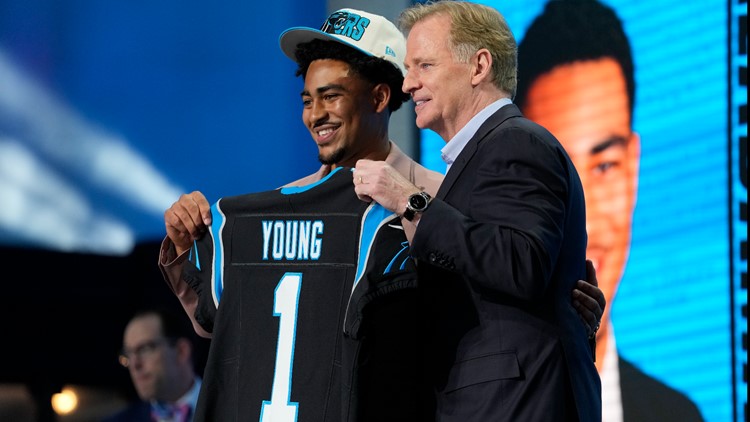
[319,148,346,166]
[415,115,436,132]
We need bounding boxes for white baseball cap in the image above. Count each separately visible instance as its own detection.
[278,8,407,76]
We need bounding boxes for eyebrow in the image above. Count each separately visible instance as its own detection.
[590,135,629,155]
[300,83,347,97]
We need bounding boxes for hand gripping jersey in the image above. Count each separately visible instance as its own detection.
[182,167,420,422]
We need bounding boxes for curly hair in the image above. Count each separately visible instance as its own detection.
[293,39,410,112]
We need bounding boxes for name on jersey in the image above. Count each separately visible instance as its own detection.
[262,220,323,260]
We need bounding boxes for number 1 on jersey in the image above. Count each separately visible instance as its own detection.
[260,272,301,422]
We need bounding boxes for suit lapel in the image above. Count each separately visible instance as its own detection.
[436,103,523,199]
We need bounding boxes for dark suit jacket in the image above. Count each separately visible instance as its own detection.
[100,401,151,422]
[412,104,601,421]
[619,357,704,421]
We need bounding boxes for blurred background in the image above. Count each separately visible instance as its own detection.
[0,0,745,421]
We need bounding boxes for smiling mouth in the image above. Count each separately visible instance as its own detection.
[313,122,341,142]
[414,99,429,112]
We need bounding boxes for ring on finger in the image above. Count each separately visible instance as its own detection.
[589,320,601,339]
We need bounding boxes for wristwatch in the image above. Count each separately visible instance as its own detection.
[402,191,432,221]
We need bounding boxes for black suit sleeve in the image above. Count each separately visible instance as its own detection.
[413,126,572,301]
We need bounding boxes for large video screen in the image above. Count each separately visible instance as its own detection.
[419,1,746,421]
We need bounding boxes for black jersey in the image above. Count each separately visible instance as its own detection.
[183,167,419,422]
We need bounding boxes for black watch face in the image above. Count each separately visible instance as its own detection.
[409,193,427,210]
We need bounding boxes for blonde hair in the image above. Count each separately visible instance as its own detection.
[398,0,517,96]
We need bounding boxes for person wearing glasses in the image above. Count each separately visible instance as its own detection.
[102,307,202,422]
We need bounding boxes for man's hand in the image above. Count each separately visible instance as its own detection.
[573,259,606,339]
[164,191,212,255]
[353,159,420,214]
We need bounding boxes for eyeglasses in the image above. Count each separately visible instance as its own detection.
[118,338,176,368]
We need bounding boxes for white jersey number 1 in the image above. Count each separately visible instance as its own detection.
[260,272,301,422]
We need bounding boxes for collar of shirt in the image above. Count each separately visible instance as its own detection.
[441,97,513,173]
[183,376,201,412]
[601,322,623,422]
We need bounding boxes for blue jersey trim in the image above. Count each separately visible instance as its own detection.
[353,203,396,287]
[385,241,410,272]
[211,200,227,305]
[279,167,350,194]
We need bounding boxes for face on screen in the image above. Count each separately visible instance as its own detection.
[522,57,640,323]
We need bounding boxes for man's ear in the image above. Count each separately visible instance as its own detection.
[471,48,493,86]
[372,83,391,113]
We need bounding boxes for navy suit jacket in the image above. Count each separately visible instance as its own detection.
[412,104,601,421]
[619,357,704,421]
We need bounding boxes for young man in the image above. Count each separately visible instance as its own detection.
[514,1,703,420]
[161,10,441,421]
[158,9,444,339]
[102,307,201,422]
[355,2,601,420]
